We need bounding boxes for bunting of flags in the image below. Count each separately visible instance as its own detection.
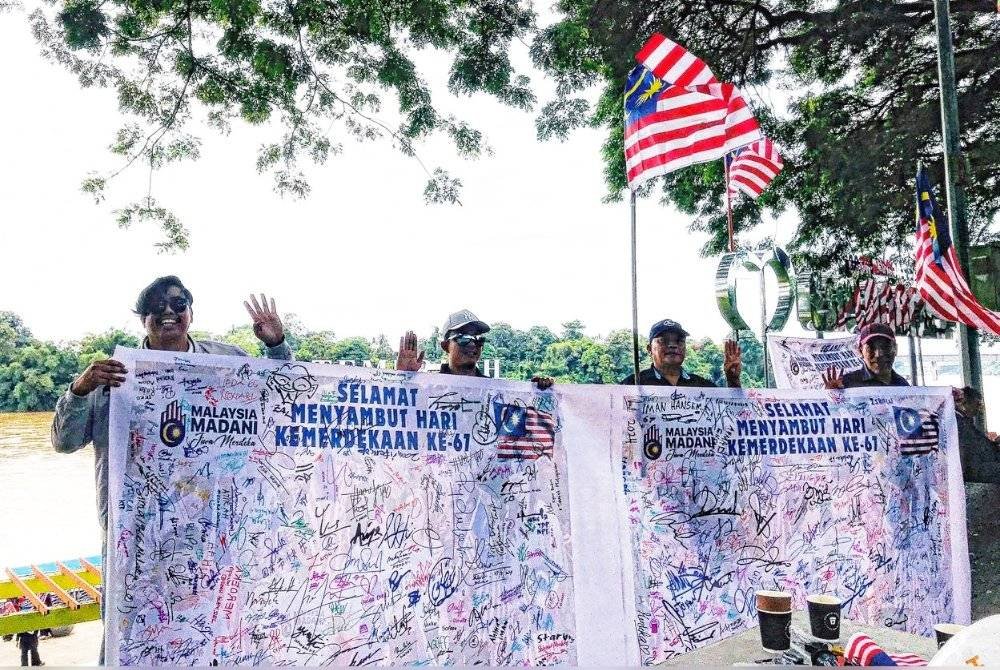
[914,166,1000,335]
[624,34,763,189]
[833,279,921,332]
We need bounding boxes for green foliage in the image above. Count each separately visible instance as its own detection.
[531,0,1000,269]
[78,329,140,366]
[30,0,540,247]
[219,325,263,356]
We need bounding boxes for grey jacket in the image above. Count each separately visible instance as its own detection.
[51,338,292,529]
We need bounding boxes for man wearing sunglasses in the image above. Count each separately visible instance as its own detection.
[396,309,553,388]
[619,318,743,387]
[50,275,292,663]
[53,275,293,527]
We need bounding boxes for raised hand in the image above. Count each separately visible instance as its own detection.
[71,359,128,396]
[244,294,285,347]
[823,366,845,390]
[396,331,425,372]
[724,339,742,386]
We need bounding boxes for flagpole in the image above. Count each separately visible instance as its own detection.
[933,0,984,412]
[724,154,735,252]
[630,191,641,385]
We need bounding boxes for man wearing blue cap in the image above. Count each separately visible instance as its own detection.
[823,323,908,389]
[619,319,743,387]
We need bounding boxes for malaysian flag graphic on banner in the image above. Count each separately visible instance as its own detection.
[624,35,762,189]
[893,406,940,456]
[914,166,1000,335]
[726,139,783,199]
[494,403,556,460]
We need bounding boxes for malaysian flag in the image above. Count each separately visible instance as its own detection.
[624,36,762,189]
[914,166,1000,335]
[726,139,783,199]
[893,406,940,456]
[635,33,718,86]
[494,403,555,460]
[845,633,927,666]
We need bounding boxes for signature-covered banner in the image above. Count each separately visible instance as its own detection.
[768,334,863,389]
[107,349,575,666]
[617,387,968,665]
[107,350,969,666]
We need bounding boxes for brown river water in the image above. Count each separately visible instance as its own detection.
[0,412,102,569]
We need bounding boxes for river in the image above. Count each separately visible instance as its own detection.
[0,412,102,569]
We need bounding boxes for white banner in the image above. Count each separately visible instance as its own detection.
[768,333,863,389]
[107,349,970,665]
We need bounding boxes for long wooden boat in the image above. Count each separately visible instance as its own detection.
[0,556,102,636]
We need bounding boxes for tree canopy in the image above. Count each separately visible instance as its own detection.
[30,0,538,248]
[530,0,1000,269]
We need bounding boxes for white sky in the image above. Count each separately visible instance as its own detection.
[2,6,806,345]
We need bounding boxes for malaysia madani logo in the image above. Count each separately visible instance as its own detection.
[160,400,187,447]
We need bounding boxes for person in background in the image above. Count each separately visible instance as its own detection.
[16,630,41,666]
[395,309,553,388]
[49,276,292,663]
[618,319,742,387]
[823,323,909,389]
[954,386,1000,484]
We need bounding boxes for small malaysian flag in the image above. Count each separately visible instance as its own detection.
[494,404,556,460]
[845,633,927,666]
[726,139,783,199]
[893,406,940,456]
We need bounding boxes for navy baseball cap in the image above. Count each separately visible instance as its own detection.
[649,319,690,342]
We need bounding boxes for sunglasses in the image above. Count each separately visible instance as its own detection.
[146,296,189,316]
[448,333,486,347]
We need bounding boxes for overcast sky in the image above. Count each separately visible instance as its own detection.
[2,7,808,345]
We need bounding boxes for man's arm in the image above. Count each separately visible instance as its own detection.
[51,358,125,453]
[51,387,95,454]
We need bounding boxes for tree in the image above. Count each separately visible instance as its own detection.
[531,1,1000,269]
[0,342,80,412]
[605,328,649,380]
[78,329,142,366]
[30,0,537,248]
[219,325,264,357]
[335,336,375,363]
[561,320,585,340]
[539,337,615,383]
[294,330,340,362]
[0,311,34,363]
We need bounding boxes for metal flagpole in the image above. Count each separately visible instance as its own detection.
[908,331,919,385]
[933,0,984,407]
[630,191,641,384]
[724,154,736,252]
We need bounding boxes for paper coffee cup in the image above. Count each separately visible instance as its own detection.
[756,590,792,613]
[758,609,792,653]
[806,594,842,641]
[934,623,965,648]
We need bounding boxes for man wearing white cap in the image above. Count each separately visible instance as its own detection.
[396,309,552,388]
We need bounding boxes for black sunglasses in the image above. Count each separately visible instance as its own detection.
[145,296,189,316]
[448,333,486,347]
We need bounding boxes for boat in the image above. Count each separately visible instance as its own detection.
[0,556,102,637]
